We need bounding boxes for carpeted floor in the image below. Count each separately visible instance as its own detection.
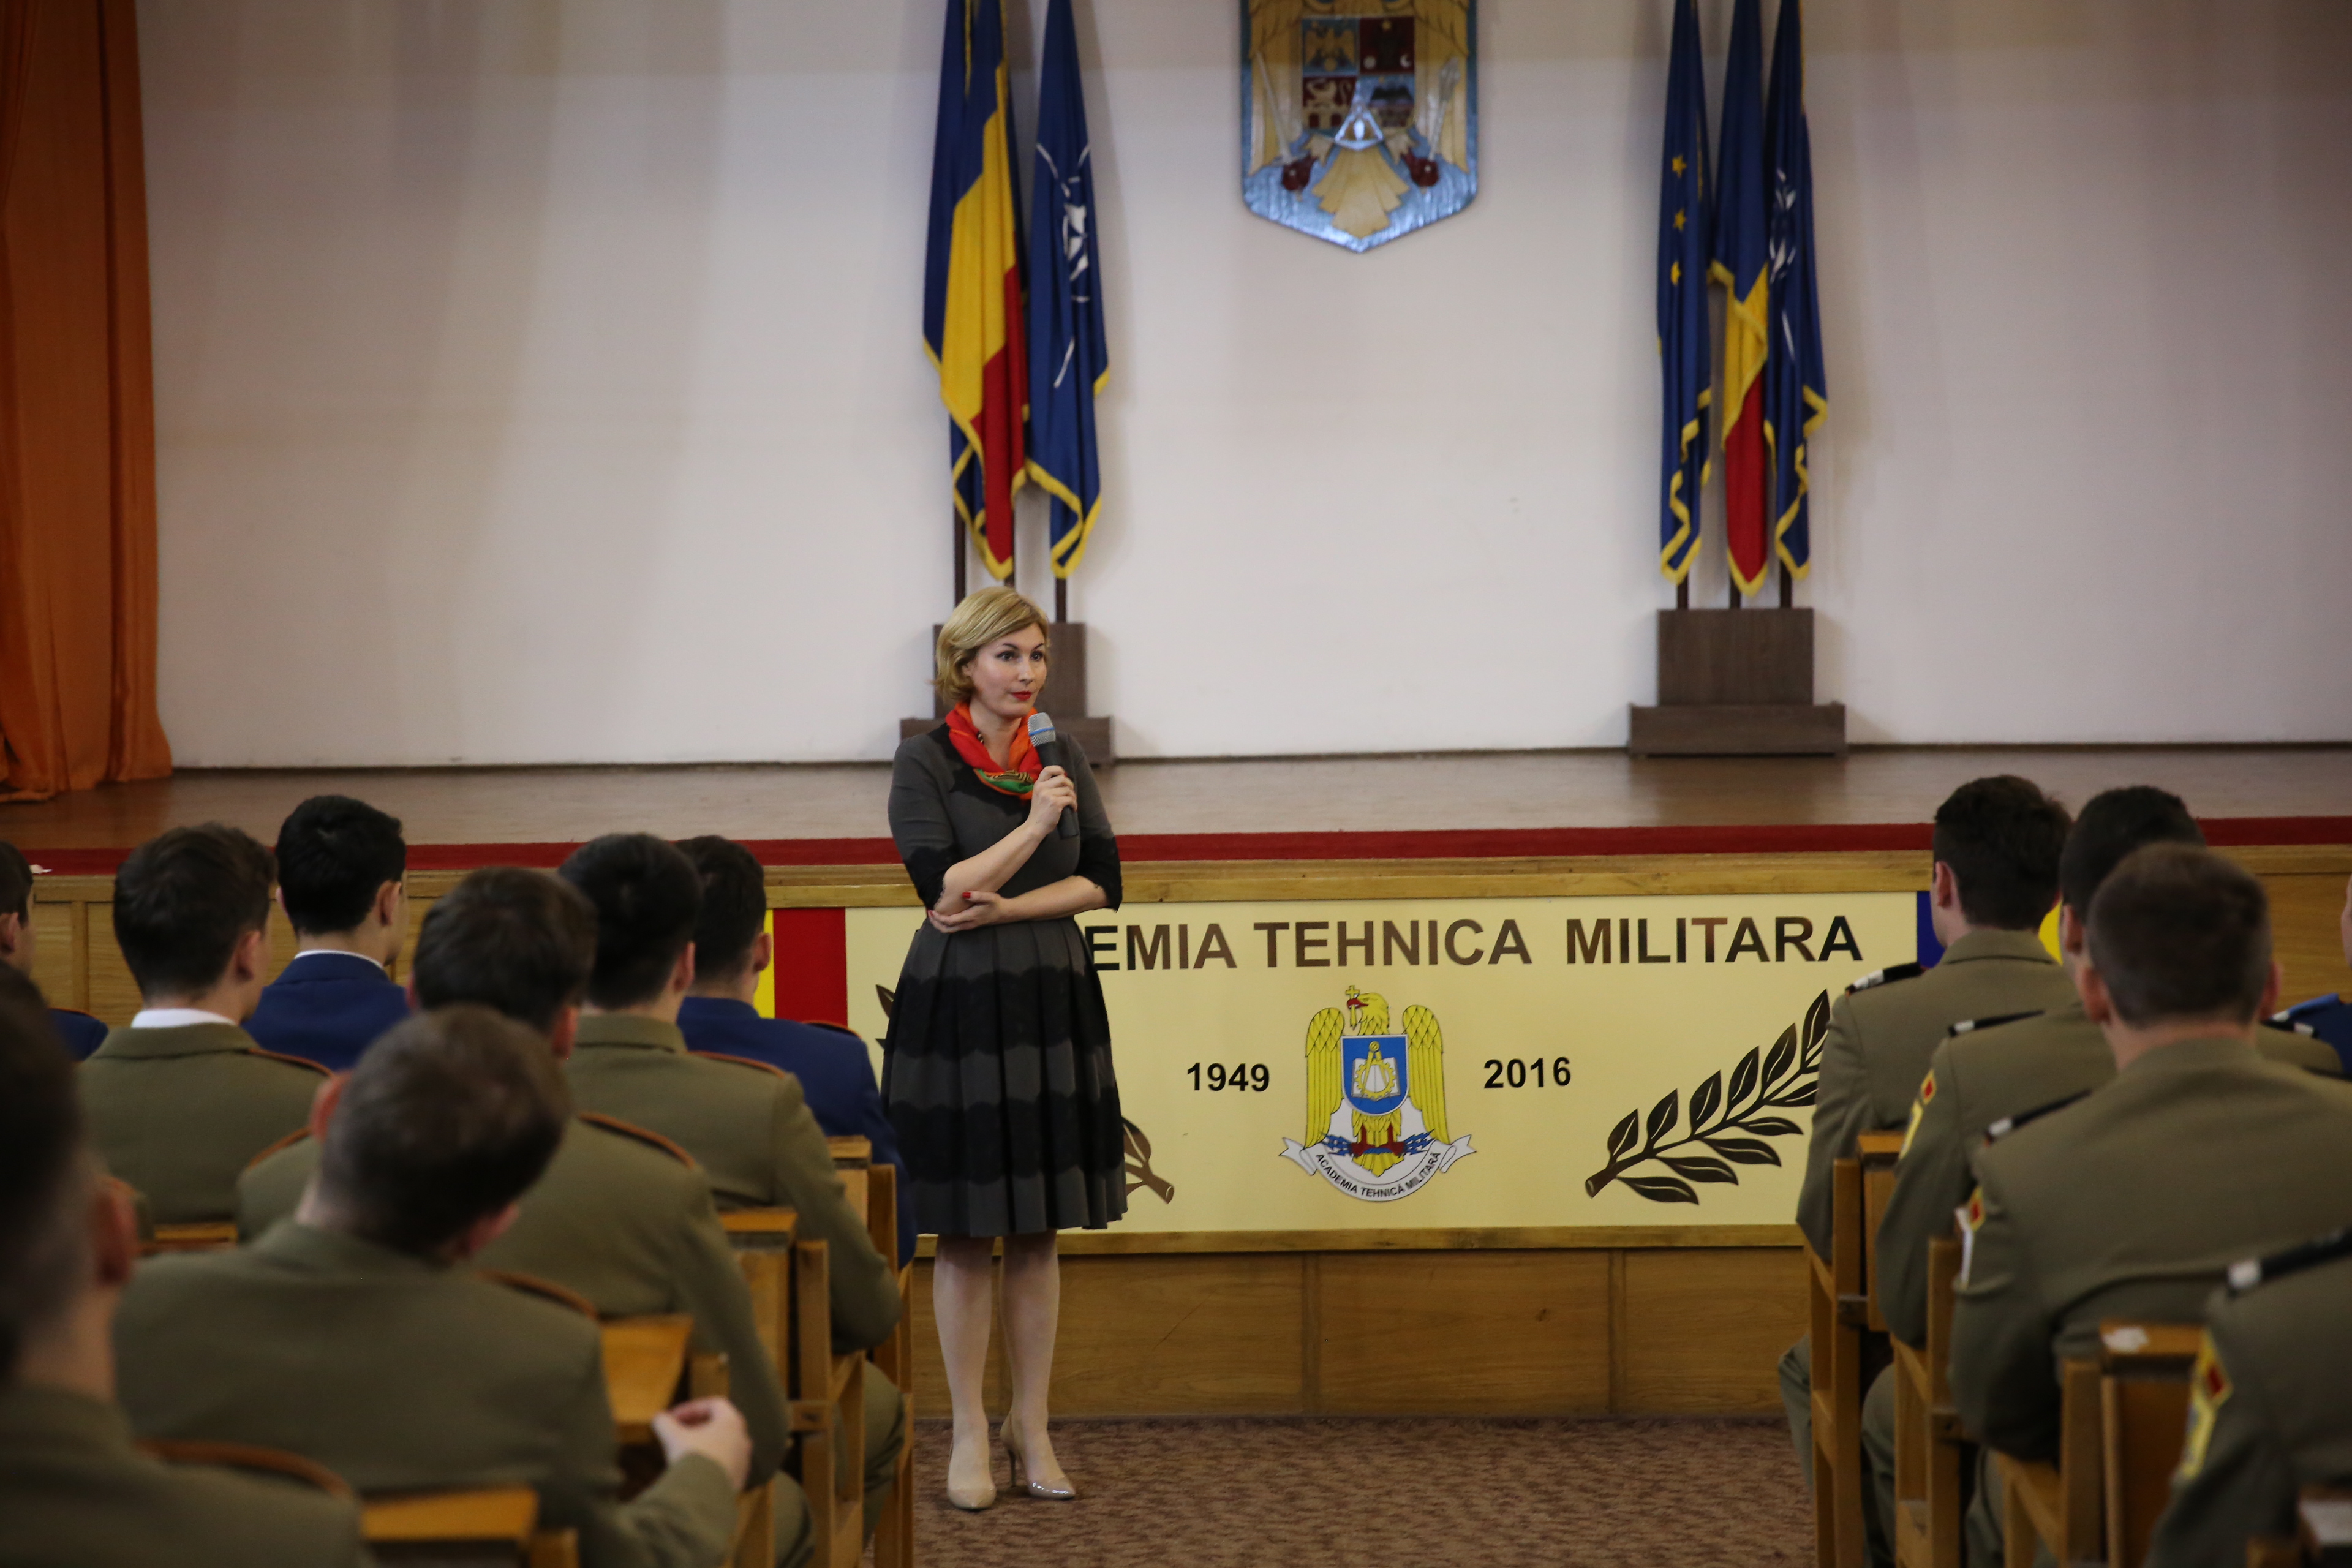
[905,1415,1809,1566]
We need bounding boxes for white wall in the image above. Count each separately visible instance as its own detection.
[139,1,2352,764]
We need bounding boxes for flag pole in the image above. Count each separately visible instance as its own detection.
[1055,575,1067,622]
[954,513,966,603]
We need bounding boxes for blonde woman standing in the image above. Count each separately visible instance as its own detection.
[883,587,1124,1510]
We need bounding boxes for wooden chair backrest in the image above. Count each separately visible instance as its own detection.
[791,1234,866,1568]
[2098,1321,2202,1568]
[598,1315,695,1446]
[826,1136,872,1169]
[1996,1357,2103,1568]
[363,1486,556,1566]
[1856,1130,1904,1333]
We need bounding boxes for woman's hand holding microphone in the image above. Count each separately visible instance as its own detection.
[928,766,1077,933]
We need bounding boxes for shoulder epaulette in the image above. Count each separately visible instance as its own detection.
[1948,1011,2041,1039]
[478,1268,598,1319]
[2226,1227,2352,1295]
[249,1047,331,1077]
[2275,993,2344,1023]
[804,1020,865,1042]
[698,1050,788,1080]
[1847,962,1924,996]
[1984,1089,2090,1144]
[2258,1017,2319,1039]
[578,1110,698,1169]
[243,1128,312,1170]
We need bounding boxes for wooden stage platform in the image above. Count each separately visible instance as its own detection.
[17,747,2348,1422]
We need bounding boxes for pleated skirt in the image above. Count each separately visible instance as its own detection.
[883,914,1126,1237]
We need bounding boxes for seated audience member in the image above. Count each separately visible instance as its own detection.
[237,866,796,1515]
[0,989,368,1567]
[246,795,412,1071]
[2269,873,2352,1070]
[1950,845,2352,1565]
[674,835,914,1267]
[0,840,108,1060]
[560,835,904,1540]
[121,1006,752,1568]
[1781,775,2076,1512]
[2145,1229,2352,1568]
[79,826,324,1222]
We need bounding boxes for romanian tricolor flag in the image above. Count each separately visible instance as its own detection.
[1655,0,1711,584]
[924,0,1028,581]
[1711,0,1771,598]
[1763,0,1826,581]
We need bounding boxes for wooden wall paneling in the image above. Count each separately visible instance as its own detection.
[28,895,81,1008]
[1616,1247,1807,1415]
[2260,873,2351,1006]
[1048,1254,1304,1416]
[85,903,140,1023]
[1315,1251,1612,1416]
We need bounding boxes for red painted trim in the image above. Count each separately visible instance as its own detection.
[21,816,2351,879]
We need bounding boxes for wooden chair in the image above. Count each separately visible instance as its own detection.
[2100,1322,2203,1568]
[1811,1133,1904,1568]
[1891,1236,1967,1568]
[1996,1321,2198,1568]
[598,1314,696,1447]
[364,1487,579,1567]
[865,1161,915,1568]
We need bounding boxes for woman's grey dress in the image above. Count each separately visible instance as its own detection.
[883,725,1126,1237]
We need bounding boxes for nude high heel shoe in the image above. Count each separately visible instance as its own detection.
[944,1434,997,1511]
[1002,1425,1078,1501]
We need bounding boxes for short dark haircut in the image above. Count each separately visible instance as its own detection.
[0,992,88,1378]
[274,796,407,935]
[0,841,31,920]
[1930,777,2071,930]
[412,869,595,1035]
[2087,845,2272,1028]
[315,1006,569,1256]
[559,835,701,1010]
[111,826,276,1002]
[2058,787,2203,917]
[678,836,765,983]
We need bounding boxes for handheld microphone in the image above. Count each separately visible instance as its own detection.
[1026,711,1080,839]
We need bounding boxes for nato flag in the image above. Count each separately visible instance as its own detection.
[1656,0,1711,584]
[1026,0,1109,579]
[1763,0,1827,579]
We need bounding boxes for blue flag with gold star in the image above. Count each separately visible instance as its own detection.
[1763,0,1826,579]
[1656,0,1711,582]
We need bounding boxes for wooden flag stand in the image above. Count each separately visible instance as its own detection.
[1628,573,1845,757]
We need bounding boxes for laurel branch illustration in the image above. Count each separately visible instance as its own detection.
[1582,989,1830,1205]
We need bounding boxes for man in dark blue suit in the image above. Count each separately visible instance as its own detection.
[244,797,410,1072]
[674,835,914,1265]
[0,840,108,1058]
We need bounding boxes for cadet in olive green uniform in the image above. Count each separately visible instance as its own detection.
[0,978,368,1568]
[1870,788,2337,1559]
[1951,847,2352,1567]
[560,837,904,1536]
[121,1008,760,1568]
[1779,775,2075,1535]
[241,865,797,1500]
[77,826,325,1223]
[2145,1232,2352,1568]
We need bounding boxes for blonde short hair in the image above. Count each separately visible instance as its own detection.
[934,587,1049,707]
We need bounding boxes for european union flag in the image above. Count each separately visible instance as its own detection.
[1026,0,1108,579]
[1763,0,1826,580]
[1656,0,1711,584]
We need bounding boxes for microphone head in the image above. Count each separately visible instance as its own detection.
[1025,711,1057,747]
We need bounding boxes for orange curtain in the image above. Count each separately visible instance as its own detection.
[0,0,170,801]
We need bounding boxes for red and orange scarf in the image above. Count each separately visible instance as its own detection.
[946,703,1041,797]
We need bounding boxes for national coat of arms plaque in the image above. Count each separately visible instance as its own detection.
[1242,0,1477,252]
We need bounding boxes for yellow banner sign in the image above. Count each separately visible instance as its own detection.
[845,892,1918,1232]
